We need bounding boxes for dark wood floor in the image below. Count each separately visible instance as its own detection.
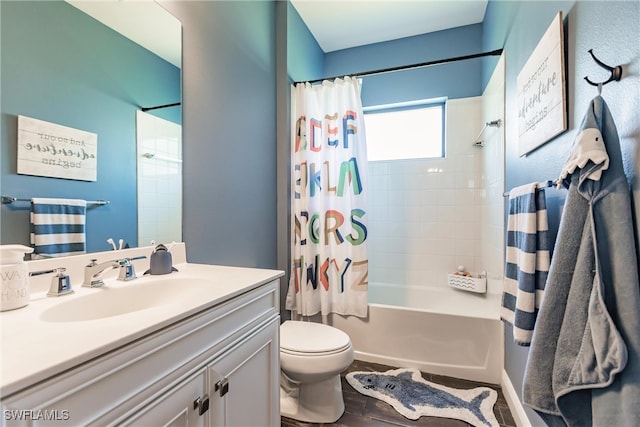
[282,360,516,427]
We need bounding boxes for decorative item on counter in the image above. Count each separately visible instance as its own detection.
[144,244,178,275]
[0,245,35,311]
[448,268,487,294]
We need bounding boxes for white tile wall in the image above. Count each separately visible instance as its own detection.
[367,96,486,289]
[479,54,506,296]
[136,111,182,247]
[366,58,506,294]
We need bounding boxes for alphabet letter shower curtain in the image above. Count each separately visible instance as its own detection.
[287,77,369,317]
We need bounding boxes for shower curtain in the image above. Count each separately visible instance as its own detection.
[287,77,369,317]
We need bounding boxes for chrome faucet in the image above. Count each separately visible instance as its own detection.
[83,259,119,288]
[83,256,148,287]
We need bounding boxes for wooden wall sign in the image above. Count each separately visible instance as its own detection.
[17,115,98,181]
[517,12,567,156]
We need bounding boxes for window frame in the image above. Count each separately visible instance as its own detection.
[363,97,447,161]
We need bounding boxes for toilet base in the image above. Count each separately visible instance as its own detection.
[280,374,345,423]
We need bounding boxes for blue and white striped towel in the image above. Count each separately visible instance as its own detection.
[30,198,87,257]
[501,183,550,346]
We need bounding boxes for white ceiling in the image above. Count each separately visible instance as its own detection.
[66,0,488,67]
[66,0,181,68]
[290,0,489,52]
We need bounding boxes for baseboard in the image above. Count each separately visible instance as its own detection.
[501,370,530,427]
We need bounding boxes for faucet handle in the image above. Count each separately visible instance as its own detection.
[116,256,147,281]
[47,268,74,297]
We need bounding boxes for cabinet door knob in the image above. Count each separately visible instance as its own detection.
[215,378,229,397]
[193,394,210,416]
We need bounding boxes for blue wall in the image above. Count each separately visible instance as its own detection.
[324,24,484,107]
[287,7,486,106]
[483,0,639,424]
[160,1,277,269]
[0,1,180,252]
[287,2,324,83]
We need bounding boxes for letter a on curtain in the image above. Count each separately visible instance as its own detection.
[287,77,369,317]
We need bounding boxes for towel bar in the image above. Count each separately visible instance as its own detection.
[502,180,558,197]
[1,196,109,206]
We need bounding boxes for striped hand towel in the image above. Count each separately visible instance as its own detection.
[30,198,87,257]
[501,183,550,346]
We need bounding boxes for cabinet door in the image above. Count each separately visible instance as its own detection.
[123,368,209,427]
[209,317,279,427]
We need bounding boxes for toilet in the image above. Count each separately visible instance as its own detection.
[279,320,354,423]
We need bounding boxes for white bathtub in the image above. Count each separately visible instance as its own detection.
[329,282,504,384]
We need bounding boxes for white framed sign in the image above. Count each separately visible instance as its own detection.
[517,11,567,156]
[17,115,98,181]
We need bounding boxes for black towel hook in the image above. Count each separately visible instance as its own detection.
[583,49,623,86]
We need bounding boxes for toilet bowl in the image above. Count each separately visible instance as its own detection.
[280,320,354,423]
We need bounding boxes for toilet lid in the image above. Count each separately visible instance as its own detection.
[280,321,351,354]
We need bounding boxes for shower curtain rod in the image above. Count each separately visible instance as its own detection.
[296,48,503,85]
[141,102,181,112]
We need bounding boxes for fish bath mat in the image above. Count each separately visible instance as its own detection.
[346,368,499,427]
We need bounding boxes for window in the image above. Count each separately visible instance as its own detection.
[363,99,445,161]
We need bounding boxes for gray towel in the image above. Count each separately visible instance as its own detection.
[501,183,550,346]
[523,96,640,426]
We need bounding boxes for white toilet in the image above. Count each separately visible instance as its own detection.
[279,320,354,423]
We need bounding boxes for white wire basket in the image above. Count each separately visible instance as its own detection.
[447,271,487,293]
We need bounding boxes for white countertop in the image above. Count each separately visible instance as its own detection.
[0,245,283,397]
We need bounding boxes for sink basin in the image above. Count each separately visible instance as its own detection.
[40,277,211,322]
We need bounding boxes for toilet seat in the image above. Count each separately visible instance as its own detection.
[281,345,351,356]
[280,321,351,355]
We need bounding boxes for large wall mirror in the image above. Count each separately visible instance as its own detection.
[0,0,182,255]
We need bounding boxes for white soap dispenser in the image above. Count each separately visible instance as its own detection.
[1,245,34,311]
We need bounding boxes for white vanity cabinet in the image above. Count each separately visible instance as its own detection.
[125,318,280,427]
[1,278,281,427]
[208,318,279,426]
[124,367,210,426]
